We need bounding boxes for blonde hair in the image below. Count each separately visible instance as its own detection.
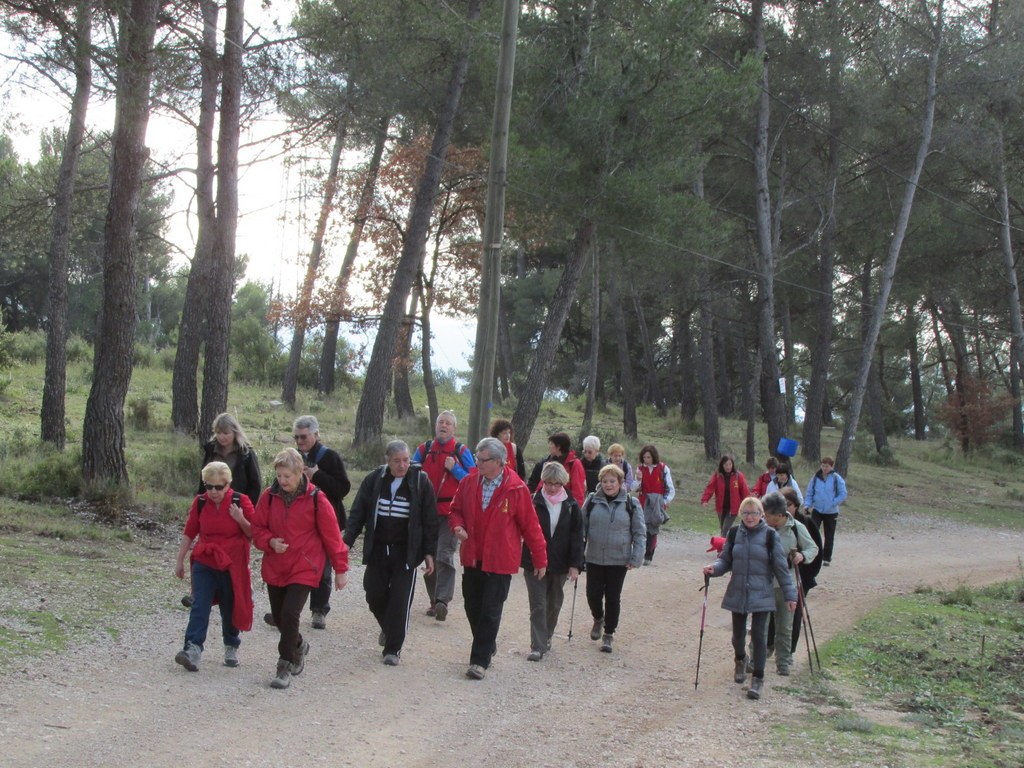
[201,461,232,484]
[273,447,305,474]
[597,464,625,483]
[607,443,626,458]
[211,412,251,452]
[540,461,570,485]
[737,496,764,517]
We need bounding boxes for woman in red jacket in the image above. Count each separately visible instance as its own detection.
[251,448,349,689]
[174,461,255,672]
[700,454,751,536]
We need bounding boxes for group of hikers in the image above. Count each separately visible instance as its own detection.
[174,410,847,696]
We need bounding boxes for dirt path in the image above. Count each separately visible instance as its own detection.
[2,517,1022,768]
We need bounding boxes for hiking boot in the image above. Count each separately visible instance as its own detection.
[383,653,400,666]
[433,602,448,622]
[311,612,326,630]
[175,642,201,672]
[181,594,193,608]
[600,634,613,653]
[223,645,239,668]
[590,618,603,641]
[747,676,764,700]
[426,604,436,617]
[378,630,386,647]
[527,650,544,662]
[734,658,746,684]
[270,659,291,689]
[263,612,276,627]
[777,665,790,677]
[289,639,309,676]
[465,664,486,680]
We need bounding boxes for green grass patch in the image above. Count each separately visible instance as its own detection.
[782,578,1024,767]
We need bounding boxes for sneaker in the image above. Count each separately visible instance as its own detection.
[823,560,831,567]
[777,665,790,676]
[383,654,400,666]
[263,612,276,627]
[181,594,193,608]
[378,630,386,647]
[270,659,291,689]
[642,558,652,566]
[600,634,613,653]
[433,602,448,622]
[527,650,543,662]
[426,604,437,617]
[734,658,746,684]
[465,664,486,680]
[289,639,309,676]
[311,612,326,630]
[590,618,603,641]
[174,642,201,672]
[223,645,239,668]
[747,676,764,700]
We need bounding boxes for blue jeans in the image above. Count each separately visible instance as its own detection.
[184,561,239,650]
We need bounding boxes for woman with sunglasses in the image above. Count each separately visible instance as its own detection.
[174,461,255,673]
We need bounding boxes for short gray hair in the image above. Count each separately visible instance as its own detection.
[385,439,409,458]
[437,410,457,426]
[293,415,320,434]
[540,461,569,485]
[475,436,507,463]
[582,435,601,451]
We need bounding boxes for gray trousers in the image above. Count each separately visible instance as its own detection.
[523,570,569,652]
[424,523,459,606]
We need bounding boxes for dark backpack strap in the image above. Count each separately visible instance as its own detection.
[196,494,206,514]
[313,444,328,464]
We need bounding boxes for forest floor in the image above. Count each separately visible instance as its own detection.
[3,511,1021,768]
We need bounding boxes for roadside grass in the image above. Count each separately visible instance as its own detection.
[778,577,1024,767]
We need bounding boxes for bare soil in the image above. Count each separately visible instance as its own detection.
[2,516,1021,768]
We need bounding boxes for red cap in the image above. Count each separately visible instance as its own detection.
[707,536,726,553]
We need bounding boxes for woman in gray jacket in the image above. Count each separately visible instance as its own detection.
[584,464,646,654]
[703,496,796,700]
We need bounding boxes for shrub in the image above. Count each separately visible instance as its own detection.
[20,447,83,498]
[65,335,91,364]
[0,325,14,370]
[10,329,46,364]
[128,398,152,430]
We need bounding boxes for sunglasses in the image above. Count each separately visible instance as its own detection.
[204,483,227,491]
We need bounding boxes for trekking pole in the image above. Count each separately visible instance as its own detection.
[694,573,710,690]
[794,570,815,673]
[567,577,579,641]
[799,573,821,671]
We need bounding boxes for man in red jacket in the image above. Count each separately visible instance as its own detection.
[413,410,476,621]
[450,437,547,680]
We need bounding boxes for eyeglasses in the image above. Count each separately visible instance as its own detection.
[204,483,227,491]
[740,510,762,517]
[476,455,499,464]
[293,433,312,440]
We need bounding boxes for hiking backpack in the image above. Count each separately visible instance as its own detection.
[197,491,242,514]
[791,509,824,586]
[421,439,472,471]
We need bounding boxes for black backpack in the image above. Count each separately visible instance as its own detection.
[792,509,824,586]
[197,491,241,514]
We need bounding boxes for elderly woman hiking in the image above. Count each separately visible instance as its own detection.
[702,496,796,700]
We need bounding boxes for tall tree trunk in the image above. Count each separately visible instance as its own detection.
[907,307,927,440]
[496,287,515,400]
[283,109,350,407]
[200,0,244,434]
[468,0,521,445]
[512,218,596,449]
[417,277,439,426]
[995,128,1024,449]
[353,0,482,448]
[750,0,787,453]
[81,0,160,484]
[779,294,796,425]
[677,308,699,421]
[835,0,943,476]
[936,298,972,452]
[603,250,638,440]
[579,245,600,443]
[741,332,760,466]
[859,257,889,454]
[631,282,663,413]
[319,115,390,395]
[697,270,720,460]
[929,302,954,396]
[393,289,419,419]
[41,0,91,449]
[171,0,219,435]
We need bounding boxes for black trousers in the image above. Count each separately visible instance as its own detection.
[267,583,312,662]
[585,563,628,635]
[309,560,333,616]
[462,567,511,668]
[364,543,417,656]
[811,511,838,562]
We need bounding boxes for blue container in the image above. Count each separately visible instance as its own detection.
[776,437,798,457]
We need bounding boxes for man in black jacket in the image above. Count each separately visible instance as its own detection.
[292,415,351,629]
[343,440,438,665]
